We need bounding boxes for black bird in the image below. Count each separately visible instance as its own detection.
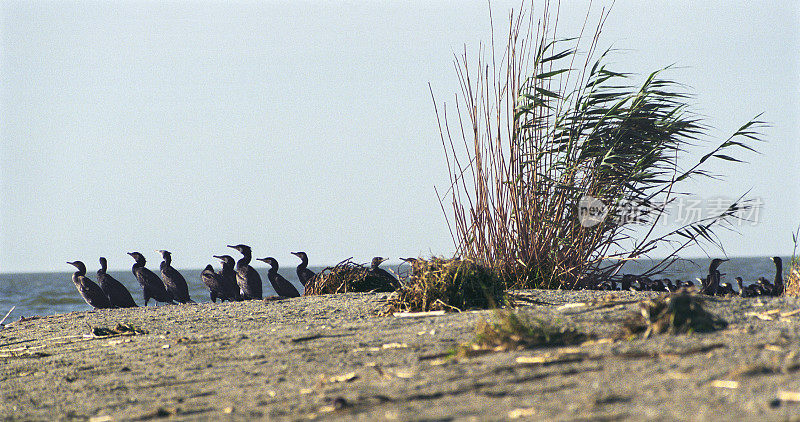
[256,257,301,298]
[157,250,193,303]
[772,257,784,296]
[97,257,137,308]
[621,274,636,291]
[701,258,728,295]
[67,261,112,309]
[736,277,758,297]
[128,252,175,306]
[227,244,262,300]
[757,277,774,295]
[290,251,316,286]
[213,255,242,301]
[201,264,226,303]
[717,282,734,295]
[367,257,402,291]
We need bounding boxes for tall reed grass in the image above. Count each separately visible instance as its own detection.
[433,2,765,289]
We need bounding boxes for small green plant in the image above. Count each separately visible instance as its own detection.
[384,257,505,313]
[623,290,727,338]
[303,258,398,295]
[455,310,587,357]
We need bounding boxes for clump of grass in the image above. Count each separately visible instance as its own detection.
[623,290,727,338]
[433,2,764,290]
[453,311,588,357]
[472,311,587,351]
[786,261,800,297]
[384,257,505,313]
[785,226,800,297]
[91,323,148,337]
[303,258,398,295]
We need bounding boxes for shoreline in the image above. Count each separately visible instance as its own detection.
[1,290,800,420]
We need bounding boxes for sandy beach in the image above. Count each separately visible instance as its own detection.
[1,291,800,421]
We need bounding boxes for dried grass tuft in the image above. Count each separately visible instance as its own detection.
[383,257,505,313]
[623,289,727,338]
[91,323,148,337]
[304,259,399,295]
[785,259,800,297]
[467,311,588,353]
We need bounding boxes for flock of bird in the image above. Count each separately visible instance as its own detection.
[68,250,787,310]
[67,244,398,309]
[595,257,785,297]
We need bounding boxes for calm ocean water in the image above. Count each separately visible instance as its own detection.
[0,256,790,323]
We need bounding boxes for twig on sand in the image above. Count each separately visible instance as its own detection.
[0,305,16,327]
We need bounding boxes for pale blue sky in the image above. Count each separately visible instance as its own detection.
[1,1,798,273]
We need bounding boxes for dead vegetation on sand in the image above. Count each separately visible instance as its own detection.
[623,290,728,338]
[467,311,588,353]
[383,257,506,313]
[304,259,399,295]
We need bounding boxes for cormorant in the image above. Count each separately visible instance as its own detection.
[201,264,225,303]
[97,257,137,308]
[757,277,774,295]
[701,258,727,295]
[736,277,759,297]
[157,250,193,303]
[772,257,784,296]
[227,244,262,300]
[717,282,734,295]
[621,274,636,291]
[67,261,112,309]
[650,278,668,292]
[128,252,175,306]
[290,251,316,286]
[256,257,300,298]
[213,255,242,301]
[367,257,402,291]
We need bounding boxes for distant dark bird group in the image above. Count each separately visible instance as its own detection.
[596,256,786,297]
[69,249,785,310]
[67,247,401,310]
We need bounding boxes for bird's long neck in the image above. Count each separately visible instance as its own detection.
[132,258,145,270]
[98,261,107,275]
[775,260,783,285]
[298,256,308,270]
[73,268,85,277]
[238,252,251,268]
[162,255,171,267]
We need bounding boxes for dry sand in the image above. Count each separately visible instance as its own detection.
[1,290,800,421]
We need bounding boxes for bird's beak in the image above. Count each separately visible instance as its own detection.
[127,252,134,257]
[255,257,267,262]
[227,245,235,249]
[213,255,222,259]
[381,257,389,264]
